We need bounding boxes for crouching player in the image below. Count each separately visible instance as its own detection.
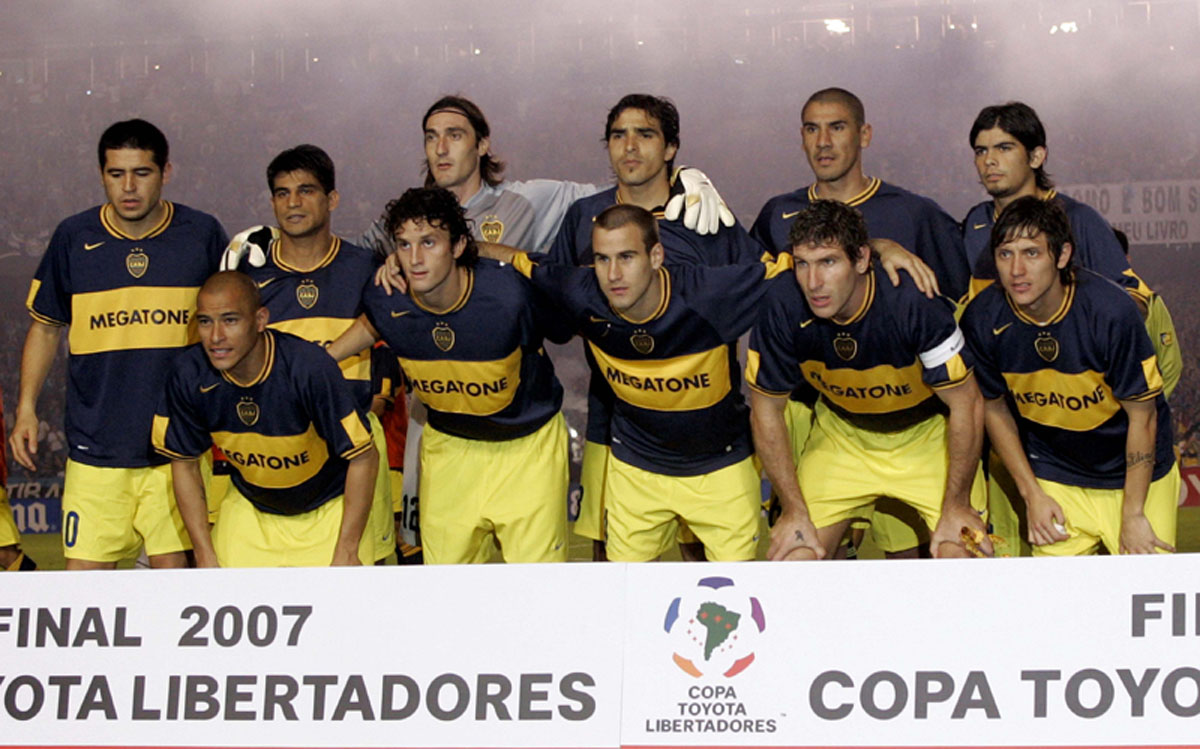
[153,272,377,566]
[329,187,571,564]
[748,201,988,560]
[961,198,1177,555]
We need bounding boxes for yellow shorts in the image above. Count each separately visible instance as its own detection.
[212,487,372,567]
[366,411,395,561]
[785,398,816,463]
[868,499,929,553]
[798,401,987,533]
[574,440,609,542]
[207,474,232,524]
[605,455,760,562]
[420,413,568,564]
[0,489,20,547]
[1031,468,1179,557]
[62,459,192,562]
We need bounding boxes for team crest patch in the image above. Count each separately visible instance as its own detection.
[630,329,655,355]
[296,281,319,310]
[432,322,455,352]
[1162,332,1174,346]
[480,219,505,244]
[833,334,857,361]
[126,249,148,278]
[1035,333,1059,363]
[237,398,260,426]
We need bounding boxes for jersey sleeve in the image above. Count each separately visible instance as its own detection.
[1067,205,1153,303]
[749,199,786,256]
[746,279,808,396]
[507,179,603,253]
[26,223,74,326]
[959,297,1007,400]
[511,251,592,325]
[903,291,973,390]
[914,199,971,303]
[689,254,794,341]
[1103,296,1164,402]
[152,363,213,461]
[722,222,769,265]
[205,217,231,272]
[370,343,404,402]
[544,201,587,267]
[301,351,375,460]
[1147,295,1182,400]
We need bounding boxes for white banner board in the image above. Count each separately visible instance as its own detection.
[1060,180,1200,246]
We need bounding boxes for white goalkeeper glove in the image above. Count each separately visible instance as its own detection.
[220,225,278,271]
[664,166,736,236]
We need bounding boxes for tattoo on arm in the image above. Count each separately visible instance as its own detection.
[1127,451,1154,469]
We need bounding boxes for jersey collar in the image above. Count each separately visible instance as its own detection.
[221,330,277,388]
[807,177,881,207]
[411,267,474,315]
[271,236,341,273]
[614,267,670,324]
[1005,273,1075,327]
[100,201,174,240]
[833,267,875,326]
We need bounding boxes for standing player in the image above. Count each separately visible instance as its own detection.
[10,119,227,569]
[153,272,377,567]
[961,198,1176,555]
[488,204,793,562]
[329,187,572,565]
[748,201,988,561]
[237,144,393,563]
[1115,228,1181,400]
[750,87,960,557]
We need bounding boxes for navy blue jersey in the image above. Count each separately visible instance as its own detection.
[516,252,791,476]
[243,237,377,410]
[153,331,374,514]
[751,178,969,302]
[748,264,973,433]
[962,190,1150,302]
[961,269,1172,489]
[362,259,568,442]
[546,186,764,445]
[27,202,227,467]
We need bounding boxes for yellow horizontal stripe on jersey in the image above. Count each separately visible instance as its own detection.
[212,426,331,489]
[401,347,522,416]
[68,285,199,355]
[1002,369,1119,432]
[967,277,995,303]
[800,360,932,414]
[589,342,731,412]
[269,317,370,383]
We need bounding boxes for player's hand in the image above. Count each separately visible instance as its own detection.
[1026,487,1070,546]
[931,504,991,558]
[665,166,736,236]
[870,238,939,299]
[373,253,408,296]
[219,225,277,271]
[8,408,41,471]
[767,509,826,560]
[330,546,363,566]
[1120,511,1175,554]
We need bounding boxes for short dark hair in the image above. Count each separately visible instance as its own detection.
[970,102,1053,190]
[98,119,169,170]
[990,196,1074,284]
[199,270,262,311]
[803,88,866,128]
[787,200,870,263]
[604,94,681,170]
[267,144,335,193]
[384,187,478,267]
[421,95,506,188]
[593,204,660,254]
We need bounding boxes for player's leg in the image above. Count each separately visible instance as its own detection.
[1095,466,1179,555]
[575,440,610,561]
[489,413,570,563]
[0,489,38,570]
[986,451,1028,556]
[1028,478,1104,557]
[672,456,761,561]
[418,423,498,564]
[781,519,854,561]
[61,460,149,569]
[212,486,372,566]
[129,461,195,569]
[364,411,395,564]
[393,405,423,565]
[867,499,928,559]
[604,456,683,562]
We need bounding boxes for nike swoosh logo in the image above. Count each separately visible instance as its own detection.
[390,310,411,318]
[973,223,988,230]
[993,323,1013,336]
[588,315,608,323]
[782,211,801,220]
[256,278,276,289]
[799,319,814,328]
[199,383,220,393]
[84,242,104,250]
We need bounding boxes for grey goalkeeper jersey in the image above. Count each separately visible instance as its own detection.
[358,179,601,256]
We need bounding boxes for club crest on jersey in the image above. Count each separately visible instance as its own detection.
[126,249,148,278]
[237,397,260,427]
[480,218,505,244]
[432,322,455,352]
[296,280,319,310]
[630,329,655,355]
[833,333,857,361]
[1035,333,1059,363]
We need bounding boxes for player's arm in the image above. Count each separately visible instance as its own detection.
[1118,398,1174,554]
[332,444,378,566]
[327,315,380,363]
[868,238,939,298]
[9,320,63,470]
[171,459,218,567]
[983,396,1068,546]
[928,374,990,557]
[750,390,825,560]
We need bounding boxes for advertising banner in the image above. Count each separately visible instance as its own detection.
[1060,180,1200,248]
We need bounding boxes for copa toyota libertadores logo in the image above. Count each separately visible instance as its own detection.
[664,576,766,678]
